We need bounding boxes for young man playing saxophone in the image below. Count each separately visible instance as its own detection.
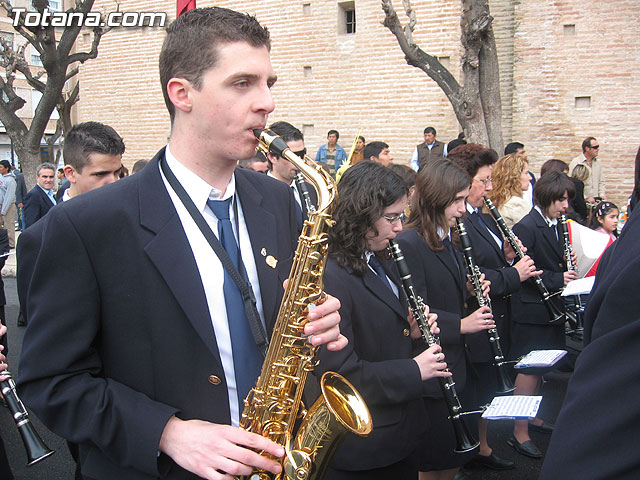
[18,8,345,480]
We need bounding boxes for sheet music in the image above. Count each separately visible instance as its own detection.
[515,350,567,369]
[482,395,542,420]
[562,276,595,296]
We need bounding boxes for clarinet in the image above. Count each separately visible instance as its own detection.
[0,369,55,465]
[559,215,576,272]
[294,172,316,214]
[559,214,580,330]
[483,197,565,323]
[454,219,515,394]
[388,240,479,453]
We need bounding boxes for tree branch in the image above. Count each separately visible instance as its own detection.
[381,0,461,100]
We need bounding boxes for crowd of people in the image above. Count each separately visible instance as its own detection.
[0,6,638,480]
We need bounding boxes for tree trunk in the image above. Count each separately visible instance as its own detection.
[14,142,41,191]
[382,0,503,152]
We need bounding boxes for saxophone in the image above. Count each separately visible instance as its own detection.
[238,129,372,480]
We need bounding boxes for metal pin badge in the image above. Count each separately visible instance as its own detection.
[261,248,267,256]
[266,255,278,269]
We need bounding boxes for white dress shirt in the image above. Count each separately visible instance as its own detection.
[161,146,265,426]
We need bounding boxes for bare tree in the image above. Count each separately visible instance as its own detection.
[382,0,504,153]
[0,0,109,188]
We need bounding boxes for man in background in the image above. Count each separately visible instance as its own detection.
[364,141,394,167]
[265,121,317,229]
[0,161,16,249]
[315,129,347,175]
[23,162,57,228]
[569,136,606,204]
[411,126,445,171]
[13,167,26,231]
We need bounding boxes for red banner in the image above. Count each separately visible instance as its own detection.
[177,0,196,18]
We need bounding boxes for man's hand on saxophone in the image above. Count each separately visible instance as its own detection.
[157,290,346,480]
[159,418,286,480]
[303,294,347,351]
[281,278,347,351]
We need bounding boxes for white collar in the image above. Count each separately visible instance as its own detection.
[534,205,557,226]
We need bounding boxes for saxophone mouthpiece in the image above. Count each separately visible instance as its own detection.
[255,128,290,157]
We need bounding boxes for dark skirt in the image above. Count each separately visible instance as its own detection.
[419,397,478,471]
[325,448,418,480]
[510,322,566,376]
[463,362,504,409]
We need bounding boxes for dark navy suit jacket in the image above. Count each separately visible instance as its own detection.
[17,149,299,480]
[540,205,640,478]
[396,228,469,398]
[23,185,55,228]
[317,256,426,472]
[511,208,566,325]
[463,209,520,362]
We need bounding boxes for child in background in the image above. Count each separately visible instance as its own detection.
[591,201,619,241]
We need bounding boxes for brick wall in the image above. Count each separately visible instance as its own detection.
[78,0,639,206]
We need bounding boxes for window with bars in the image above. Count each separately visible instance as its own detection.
[338,2,356,35]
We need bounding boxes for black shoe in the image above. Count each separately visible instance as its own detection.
[508,436,542,459]
[529,420,554,434]
[17,312,26,327]
[453,470,470,480]
[467,452,515,470]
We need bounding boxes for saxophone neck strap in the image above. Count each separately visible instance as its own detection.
[159,154,269,356]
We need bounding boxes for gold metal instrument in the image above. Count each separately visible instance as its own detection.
[238,129,372,480]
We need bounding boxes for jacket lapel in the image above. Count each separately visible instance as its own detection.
[466,212,504,260]
[139,149,222,363]
[435,246,465,303]
[362,261,407,320]
[534,210,563,260]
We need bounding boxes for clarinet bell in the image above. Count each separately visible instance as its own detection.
[495,364,516,394]
[21,422,55,466]
[452,419,480,453]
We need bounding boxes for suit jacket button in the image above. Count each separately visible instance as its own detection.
[403,328,410,337]
[208,375,222,385]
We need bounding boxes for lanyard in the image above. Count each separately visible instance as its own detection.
[159,155,269,356]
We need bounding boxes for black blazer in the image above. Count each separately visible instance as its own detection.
[23,186,55,228]
[462,210,520,362]
[317,257,425,471]
[569,177,587,222]
[540,208,640,479]
[17,149,299,480]
[396,228,468,397]
[511,209,565,325]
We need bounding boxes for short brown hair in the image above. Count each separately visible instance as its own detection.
[447,143,498,179]
[533,171,575,212]
[159,7,271,122]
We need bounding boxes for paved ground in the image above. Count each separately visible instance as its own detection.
[1,274,573,480]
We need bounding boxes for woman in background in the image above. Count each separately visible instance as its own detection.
[489,153,532,228]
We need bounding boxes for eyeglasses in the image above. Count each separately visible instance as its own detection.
[382,213,406,224]
[589,145,600,150]
[473,177,492,186]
